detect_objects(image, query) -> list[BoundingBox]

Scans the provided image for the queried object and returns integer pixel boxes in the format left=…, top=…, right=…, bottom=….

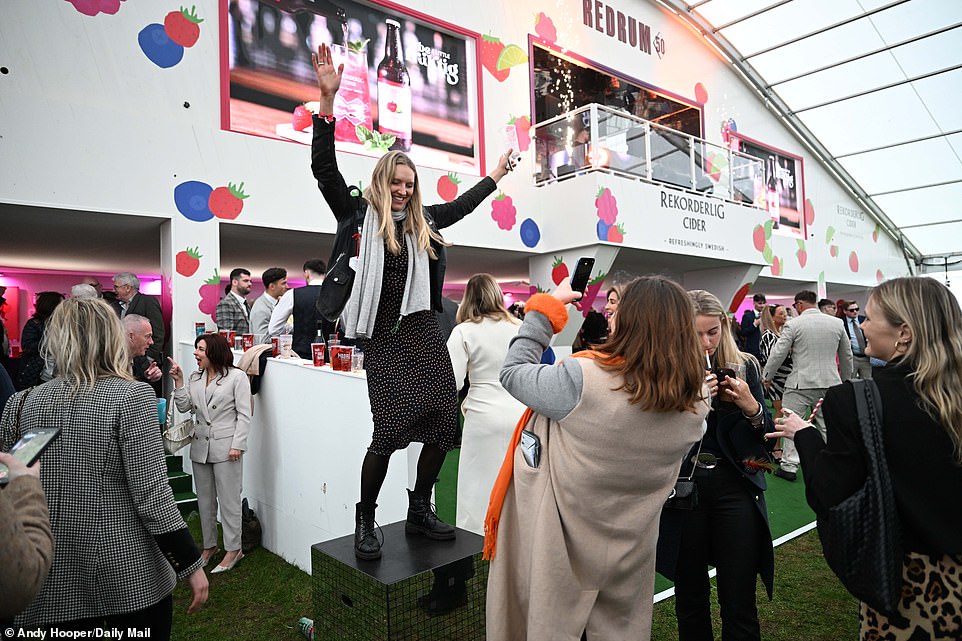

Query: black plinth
left=311, top=521, right=487, bottom=641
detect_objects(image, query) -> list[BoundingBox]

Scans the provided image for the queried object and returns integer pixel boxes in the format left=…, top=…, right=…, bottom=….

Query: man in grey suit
left=762, top=290, right=854, bottom=481
left=214, top=268, right=253, bottom=334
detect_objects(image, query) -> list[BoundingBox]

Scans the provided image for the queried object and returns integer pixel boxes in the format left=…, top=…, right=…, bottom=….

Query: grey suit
left=762, top=308, right=853, bottom=472
left=174, top=368, right=252, bottom=551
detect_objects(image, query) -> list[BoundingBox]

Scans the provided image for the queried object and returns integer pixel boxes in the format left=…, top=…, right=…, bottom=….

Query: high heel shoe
left=210, top=550, right=244, bottom=574
left=200, top=547, right=220, bottom=568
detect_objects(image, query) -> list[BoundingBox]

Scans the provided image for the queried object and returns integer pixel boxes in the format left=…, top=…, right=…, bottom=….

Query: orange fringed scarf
left=482, top=347, right=622, bottom=560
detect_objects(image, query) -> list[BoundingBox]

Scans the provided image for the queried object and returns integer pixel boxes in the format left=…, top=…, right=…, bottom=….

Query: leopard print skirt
left=860, top=552, right=962, bottom=641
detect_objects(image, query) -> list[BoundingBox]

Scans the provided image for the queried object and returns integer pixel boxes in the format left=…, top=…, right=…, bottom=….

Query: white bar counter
left=176, top=342, right=414, bottom=572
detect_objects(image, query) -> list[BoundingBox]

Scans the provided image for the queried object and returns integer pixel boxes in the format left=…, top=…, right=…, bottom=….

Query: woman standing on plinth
left=311, top=43, right=512, bottom=560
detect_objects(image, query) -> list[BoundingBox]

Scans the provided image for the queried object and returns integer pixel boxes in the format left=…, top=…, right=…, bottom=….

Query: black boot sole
left=405, top=522, right=456, bottom=540
left=354, top=546, right=382, bottom=560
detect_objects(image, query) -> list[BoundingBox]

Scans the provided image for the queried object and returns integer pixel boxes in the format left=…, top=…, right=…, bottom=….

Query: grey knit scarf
left=342, top=205, right=431, bottom=339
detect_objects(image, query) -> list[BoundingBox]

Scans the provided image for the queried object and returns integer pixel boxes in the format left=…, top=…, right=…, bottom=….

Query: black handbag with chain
left=817, top=379, right=903, bottom=615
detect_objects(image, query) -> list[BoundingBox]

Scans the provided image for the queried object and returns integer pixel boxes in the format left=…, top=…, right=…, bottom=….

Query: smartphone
left=569, top=257, right=595, bottom=295
left=501, top=124, right=523, bottom=171
left=0, top=427, right=62, bottom=485
left=520, top=429, right=540, bottom=468
left=712, top=367, right=737, bottom=381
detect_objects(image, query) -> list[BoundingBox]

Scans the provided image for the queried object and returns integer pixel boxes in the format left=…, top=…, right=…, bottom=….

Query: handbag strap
left=851, top=380, right=900, bottom=535
left=14, top=386, right=33, bottom=430
left=680, top=435, right=704, bottom=481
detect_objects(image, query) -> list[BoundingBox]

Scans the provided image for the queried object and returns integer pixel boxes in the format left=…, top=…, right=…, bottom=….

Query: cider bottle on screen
left=377, top=19, right=412, bottom=152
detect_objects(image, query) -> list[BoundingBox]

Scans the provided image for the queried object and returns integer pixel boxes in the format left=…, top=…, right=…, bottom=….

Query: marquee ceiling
left=659, top=0, right=962, bottom=266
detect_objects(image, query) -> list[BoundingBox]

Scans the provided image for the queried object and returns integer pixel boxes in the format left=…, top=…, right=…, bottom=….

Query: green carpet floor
left=434, top=446, right=816, bottom=594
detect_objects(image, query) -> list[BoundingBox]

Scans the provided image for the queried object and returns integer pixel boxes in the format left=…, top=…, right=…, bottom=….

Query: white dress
left=446, top=316, right=526, bottom=534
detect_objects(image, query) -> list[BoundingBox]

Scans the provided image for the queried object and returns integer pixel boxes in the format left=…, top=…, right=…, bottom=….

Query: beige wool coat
left=487, top=296, right=708, bottom=641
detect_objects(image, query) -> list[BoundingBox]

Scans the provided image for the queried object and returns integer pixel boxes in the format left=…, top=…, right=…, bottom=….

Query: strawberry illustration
left=436, top=173, right=461, bottom=202
left=595, top=187, right=618, bottom=225
left=175, top=246, right=202, bottom=277
left=208, top=182, right=249, bottom=220
left=164, top=5, right=203, bottom=48
left=872, top=223, right=880, bottom=242
left=770, top=256, right=782, bottom=276
left=728, top=283, right=752, bottom=314
left=509, top=115, right=532, bottom=152
left=876, top=269, right=884, bottom=284
left=606, top=223, right=625, bottom=243
left=292, top=105, right=313, bottom=132
left=490, top=192, right=517, bottom=230
left=534, top=12, right=557, bottom=43
left=829, top=244, right=839, bottom=258
left=480, top=35, right=509, bottom=82
left=804, top=198, right=816, bottom=227
left=550, top=256, right=569, bottom=285
left=849, top=251, right=859, bottom=272
left=796, top=239, right=807, bottom=268
left=694, top=82, right=709, bottom=104
left=752, top=225, right=767, bottom=252
left=581, top=273, right=608, bottom=318
left=198, top=270, right=220, bottom=317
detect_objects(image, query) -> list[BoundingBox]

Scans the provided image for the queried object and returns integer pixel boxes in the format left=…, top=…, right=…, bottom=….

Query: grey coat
left=174, top=368, right=252, bottom=464
left=762, top=307, right=854, bottom=388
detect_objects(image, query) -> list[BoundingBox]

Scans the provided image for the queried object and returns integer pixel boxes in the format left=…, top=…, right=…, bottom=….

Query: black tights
left=359, top=444, right=447, bottom=505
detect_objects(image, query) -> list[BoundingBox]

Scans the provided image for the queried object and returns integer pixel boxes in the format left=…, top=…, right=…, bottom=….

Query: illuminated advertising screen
left=222, top=0, right=482, bottom=173
left=732, top=133, right=806, bottom=238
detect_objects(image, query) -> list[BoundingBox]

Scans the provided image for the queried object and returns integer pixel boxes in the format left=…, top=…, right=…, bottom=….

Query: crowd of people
left=1, top=43, right=959, bottom=641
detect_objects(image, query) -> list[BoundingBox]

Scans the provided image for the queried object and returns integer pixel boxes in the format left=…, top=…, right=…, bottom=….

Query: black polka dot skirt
left=361, top=226, right=458, bottom=456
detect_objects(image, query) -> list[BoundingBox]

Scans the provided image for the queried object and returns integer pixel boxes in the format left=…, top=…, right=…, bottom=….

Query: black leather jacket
left=310, top=116, right=496, bottom=313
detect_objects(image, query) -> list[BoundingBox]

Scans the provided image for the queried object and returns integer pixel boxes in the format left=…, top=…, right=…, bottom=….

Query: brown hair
left=194, top=333, right=234, bottom=378
left=595, top=276, right=705, bottom=412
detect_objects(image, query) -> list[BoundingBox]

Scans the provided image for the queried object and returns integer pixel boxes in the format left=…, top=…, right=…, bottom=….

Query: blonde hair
left=42, top=298, right=133, bottom=390
left=870, top=277, right=962, bottom=463
left=363, top=151, right=447, bottom=258
left=456, top=274, right=517, bottom=324
left=595, top=276, right=705, bottom=413
left=760, top=304, right=784, bottom=335
left=689, top=289, right=760, bottom=373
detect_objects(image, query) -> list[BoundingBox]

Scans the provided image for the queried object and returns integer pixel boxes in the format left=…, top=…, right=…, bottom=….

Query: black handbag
left=817, top=379, right=903, bottom=616
left=316, top=206, right=365, bottom=322
left=665, top=439, right=702, bottom=511
left=316, top=251, right=356, bottom=322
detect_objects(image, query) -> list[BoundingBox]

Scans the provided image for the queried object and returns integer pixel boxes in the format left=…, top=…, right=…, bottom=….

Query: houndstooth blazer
left=214, top=293, right=251, bottom=334
left=0, top=377, right=202, bottom=626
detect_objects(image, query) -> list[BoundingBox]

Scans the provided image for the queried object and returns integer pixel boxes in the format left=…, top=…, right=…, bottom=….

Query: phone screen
left=569, top=257, right=595, bottom=295
left=0, top=427, right=62, bottom=484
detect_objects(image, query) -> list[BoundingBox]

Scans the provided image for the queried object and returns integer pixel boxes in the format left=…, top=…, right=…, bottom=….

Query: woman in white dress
left=446, top=274, right=524, bottom=534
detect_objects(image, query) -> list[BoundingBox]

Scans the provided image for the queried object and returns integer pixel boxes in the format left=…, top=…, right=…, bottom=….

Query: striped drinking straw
left=807, top=398, right=825, bottom=422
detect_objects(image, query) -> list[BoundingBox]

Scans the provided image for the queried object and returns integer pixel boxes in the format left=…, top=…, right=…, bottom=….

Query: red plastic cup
left=228, top=330, right=237, bottom=345
left=242, top=334, right=255, bottom=351
left=271, top=336, right=280, bottom=357
left=311, top=343, right=326, bottom=367
left=331, top=345, right=353, bottom=372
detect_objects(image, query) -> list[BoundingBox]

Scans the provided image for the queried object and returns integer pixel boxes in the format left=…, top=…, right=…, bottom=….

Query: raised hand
left=312, top=43, right=344, bottom=113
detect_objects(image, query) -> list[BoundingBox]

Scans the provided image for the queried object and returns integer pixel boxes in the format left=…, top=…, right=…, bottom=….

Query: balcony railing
left=531, top=103, right=765, bottom=208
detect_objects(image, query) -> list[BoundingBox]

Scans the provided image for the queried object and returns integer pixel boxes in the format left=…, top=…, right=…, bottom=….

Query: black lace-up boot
left=405, top=489, right=456, bottom=540
left=354, top=502, right=381, bottom=560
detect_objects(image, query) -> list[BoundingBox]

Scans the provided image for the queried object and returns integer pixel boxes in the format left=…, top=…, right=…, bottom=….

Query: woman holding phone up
left=657, top=290, right=776, bottom=641
left=311, top=43, right=513, bottom=560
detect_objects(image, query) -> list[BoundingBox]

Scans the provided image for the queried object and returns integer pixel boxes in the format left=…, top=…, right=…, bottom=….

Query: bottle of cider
left=377, top=19, right=412, bottom=151
left=766, top=155, right=780, bottom=229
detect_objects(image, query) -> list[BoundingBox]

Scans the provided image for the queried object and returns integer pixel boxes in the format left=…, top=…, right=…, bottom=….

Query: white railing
left=531, top=103, right=765, bottom=208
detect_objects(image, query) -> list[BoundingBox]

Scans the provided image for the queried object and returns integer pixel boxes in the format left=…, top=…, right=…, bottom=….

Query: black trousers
left=673, top=462, right=763, bottom=641
left=49, top=594, right=173, bottom=641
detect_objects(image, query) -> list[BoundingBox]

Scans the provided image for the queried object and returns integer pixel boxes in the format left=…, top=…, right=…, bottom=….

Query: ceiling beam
left=657, top=0, right=922, bottom=264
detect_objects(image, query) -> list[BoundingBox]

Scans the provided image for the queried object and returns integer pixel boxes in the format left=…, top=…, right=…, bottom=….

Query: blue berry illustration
left=520, top=218, right=540, bottom=248
left=139, top=23, right=184, bottom=69
left=174, top=181, right=214, bottom=222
